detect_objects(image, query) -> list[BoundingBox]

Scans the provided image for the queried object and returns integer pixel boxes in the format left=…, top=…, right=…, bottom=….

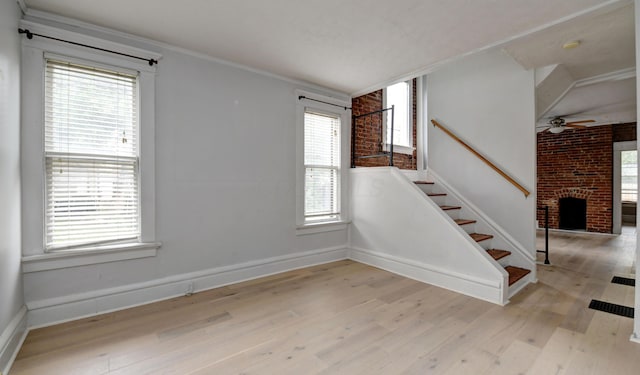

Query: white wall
left=633, top=0, right=640, bottom=345
left=0, top=0, right=26, bottom=370
left=350, top=167, right=506, bottom=304
left=20, top=17, right=350, bottom=326
left=426, top=49, right=536, bottom=254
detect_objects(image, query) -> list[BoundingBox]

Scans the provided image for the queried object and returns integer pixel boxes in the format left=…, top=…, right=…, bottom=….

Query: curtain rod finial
left=18, top=28, right=33, bottom=39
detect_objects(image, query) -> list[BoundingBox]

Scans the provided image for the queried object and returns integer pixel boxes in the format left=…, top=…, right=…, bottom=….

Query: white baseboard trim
left=27, top=246, right=348, bottom=328
left=349, top=247, right=504, bottom=305
left=0, top=305, right=28, bottom=375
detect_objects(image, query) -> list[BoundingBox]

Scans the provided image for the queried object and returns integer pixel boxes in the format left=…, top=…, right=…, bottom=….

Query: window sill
left=22, top=242, right=162, bottom=273
left=384, top=144, right=415, bottom=155
left=296, top=221, right=350, bottom=236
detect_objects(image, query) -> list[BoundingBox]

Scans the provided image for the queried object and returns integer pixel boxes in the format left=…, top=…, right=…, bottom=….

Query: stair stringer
left=425, top=169, right=538, bottom=295
left=349, top=167, right=509, bottom=305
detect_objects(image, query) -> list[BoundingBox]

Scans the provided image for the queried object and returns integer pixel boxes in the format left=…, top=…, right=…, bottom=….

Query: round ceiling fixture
left=562, top=40, right=581, bottom=50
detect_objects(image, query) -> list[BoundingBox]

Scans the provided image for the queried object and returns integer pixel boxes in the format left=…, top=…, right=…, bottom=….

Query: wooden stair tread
left=414, top=181, right=434, bottom=185
left=427, top=193, right=447, bottom=197
left=487, top=249, right=511, bottom=261
left=454, top=219, right=476, bottom=226
left=469, top=233, right=493, bottom=242
left=505, top=266, right=531, bottom=286
left=440, top=205, right=461, bottom=211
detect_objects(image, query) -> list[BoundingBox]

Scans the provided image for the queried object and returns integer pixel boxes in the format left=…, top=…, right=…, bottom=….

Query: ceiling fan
left=537, top=117, right=596, bottom=134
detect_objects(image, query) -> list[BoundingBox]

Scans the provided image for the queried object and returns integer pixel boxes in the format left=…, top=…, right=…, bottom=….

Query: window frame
left=303, top=109, right=342, bottom=223
left=383, top=80, right=415, bottom=155
left=20, top=22, right=160, bottom=259
left=295, top=90, right=351, bottom=231
left=43, top=55, right=141, bottom=250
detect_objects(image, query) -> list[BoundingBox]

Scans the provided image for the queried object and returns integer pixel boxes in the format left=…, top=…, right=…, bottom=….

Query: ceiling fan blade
left=565, top=120, right=595, bottom=125
left=564, top=124, right=588, bottom=128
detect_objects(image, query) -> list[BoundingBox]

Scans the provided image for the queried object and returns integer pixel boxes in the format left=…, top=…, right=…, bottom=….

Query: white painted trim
left=538, top=67, right=636, bottom=121
left=613, top=141, right=637, bottom=234
left=416, top=76, right=425, bottom=171
left=575, top=67, right=636, bottom=88
left=296, top=91, right=352, bottom=226
left=631, top=333, right=640, bottom=344
left=296, top=221, right=350, bottom=236
left=16, top=0, right=27, bottom=14
left=351, top=0, right=631, bottom=97
left=296, top=89, right=351, bottom=108
left=19, top=19, right=162, bottom=66
left=22, top=242, right=161, bottom=273
left=26, top=246, right=348, bottom=328
left=537, top=78, right=576, bottom=121
left=383, top=144, right=415, bottom=155
left=20, top=26, right=158, bottom=259
left=429, top=169, right=535, bottom=262
left=23, top=9, right=352, bottom=101
left=382, top=80, right=414, bottom=150
left=537, top=228, right=618, bottom=237
left=0, top=306, right=27, bottom=375
left=349, top=247, right=504, bottom=305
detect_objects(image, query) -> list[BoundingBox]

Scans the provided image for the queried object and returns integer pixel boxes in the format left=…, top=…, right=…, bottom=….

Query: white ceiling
left=503, top=4, right=635, bottom=80
left=544, top=77, right=636, bottom=125
left=504, top=3, right=637, bottom=128
left=23, top=0, right=625, bottom=95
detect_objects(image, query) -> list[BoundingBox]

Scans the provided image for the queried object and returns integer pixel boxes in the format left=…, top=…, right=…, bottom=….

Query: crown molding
left=574, top=67, right=636, bottom=88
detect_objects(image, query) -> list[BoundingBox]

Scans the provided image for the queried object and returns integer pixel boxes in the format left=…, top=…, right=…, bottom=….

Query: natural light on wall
left=621, top=150, right=637, bottom=202
left=385, top=81, right=411, bottom=147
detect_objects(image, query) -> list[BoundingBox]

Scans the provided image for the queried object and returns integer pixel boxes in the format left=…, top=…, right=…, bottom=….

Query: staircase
left=414, top=180, right=532, bottom=293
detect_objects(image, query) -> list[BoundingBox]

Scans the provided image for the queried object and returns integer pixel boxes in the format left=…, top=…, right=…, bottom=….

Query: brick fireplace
left=537, top=126, right=612, bottom=233
left=536, top=123, right=637, bottom=233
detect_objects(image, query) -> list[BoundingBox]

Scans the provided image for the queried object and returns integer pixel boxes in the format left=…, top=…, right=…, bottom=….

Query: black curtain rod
left=18, top=28, right=158, bottom=66
left=298, top=95, right=351, bottom=111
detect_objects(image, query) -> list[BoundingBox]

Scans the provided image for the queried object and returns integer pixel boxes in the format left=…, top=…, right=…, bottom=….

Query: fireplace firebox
left=559, top=197, right=587, bottom=230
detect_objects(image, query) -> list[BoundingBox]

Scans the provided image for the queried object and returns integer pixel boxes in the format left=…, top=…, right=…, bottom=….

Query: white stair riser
left=497, top=256, right=510, bottom=267
left=475, top=239, right=492, bottom=250
left=415, top=184, right=434, bottom=194
left=443, top=209, right=460, bottom=220
left=458, top=223, right=476, bottom=234
left=428, top=195, right=447, bottom=206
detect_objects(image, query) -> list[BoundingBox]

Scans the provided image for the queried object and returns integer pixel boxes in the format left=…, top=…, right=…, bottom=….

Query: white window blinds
left=304, top=111, right=341, bottom=222
left=44, top=59, right=140, bottom=249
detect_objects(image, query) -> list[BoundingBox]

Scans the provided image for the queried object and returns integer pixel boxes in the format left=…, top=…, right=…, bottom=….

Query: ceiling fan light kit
left=538, top=117, right=595, bottom=134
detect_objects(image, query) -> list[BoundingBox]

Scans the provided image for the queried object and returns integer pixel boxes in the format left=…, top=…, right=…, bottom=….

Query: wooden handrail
left=431, top=119, right=530, bottom=198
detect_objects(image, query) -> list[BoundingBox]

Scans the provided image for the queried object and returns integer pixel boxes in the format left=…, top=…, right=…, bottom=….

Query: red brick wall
left=351, top=79, right=417, bottom=169
left=537, top=126, right=613, bottom=233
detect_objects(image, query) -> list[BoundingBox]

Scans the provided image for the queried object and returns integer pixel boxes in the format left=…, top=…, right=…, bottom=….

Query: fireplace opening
left=559, top=197, right=587, bottom=230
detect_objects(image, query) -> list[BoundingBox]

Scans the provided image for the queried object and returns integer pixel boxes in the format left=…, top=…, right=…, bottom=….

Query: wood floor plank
left=10, top=227, right=640, bottom=374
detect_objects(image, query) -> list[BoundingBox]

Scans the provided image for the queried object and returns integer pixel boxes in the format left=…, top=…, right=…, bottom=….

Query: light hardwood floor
left=11, top=227, right=640, bottom=374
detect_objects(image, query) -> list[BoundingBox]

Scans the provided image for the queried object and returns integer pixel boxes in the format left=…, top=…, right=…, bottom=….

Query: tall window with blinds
left=44, top=59, right=140, bottom=250
left=304, top=111, right=341, bottom=222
